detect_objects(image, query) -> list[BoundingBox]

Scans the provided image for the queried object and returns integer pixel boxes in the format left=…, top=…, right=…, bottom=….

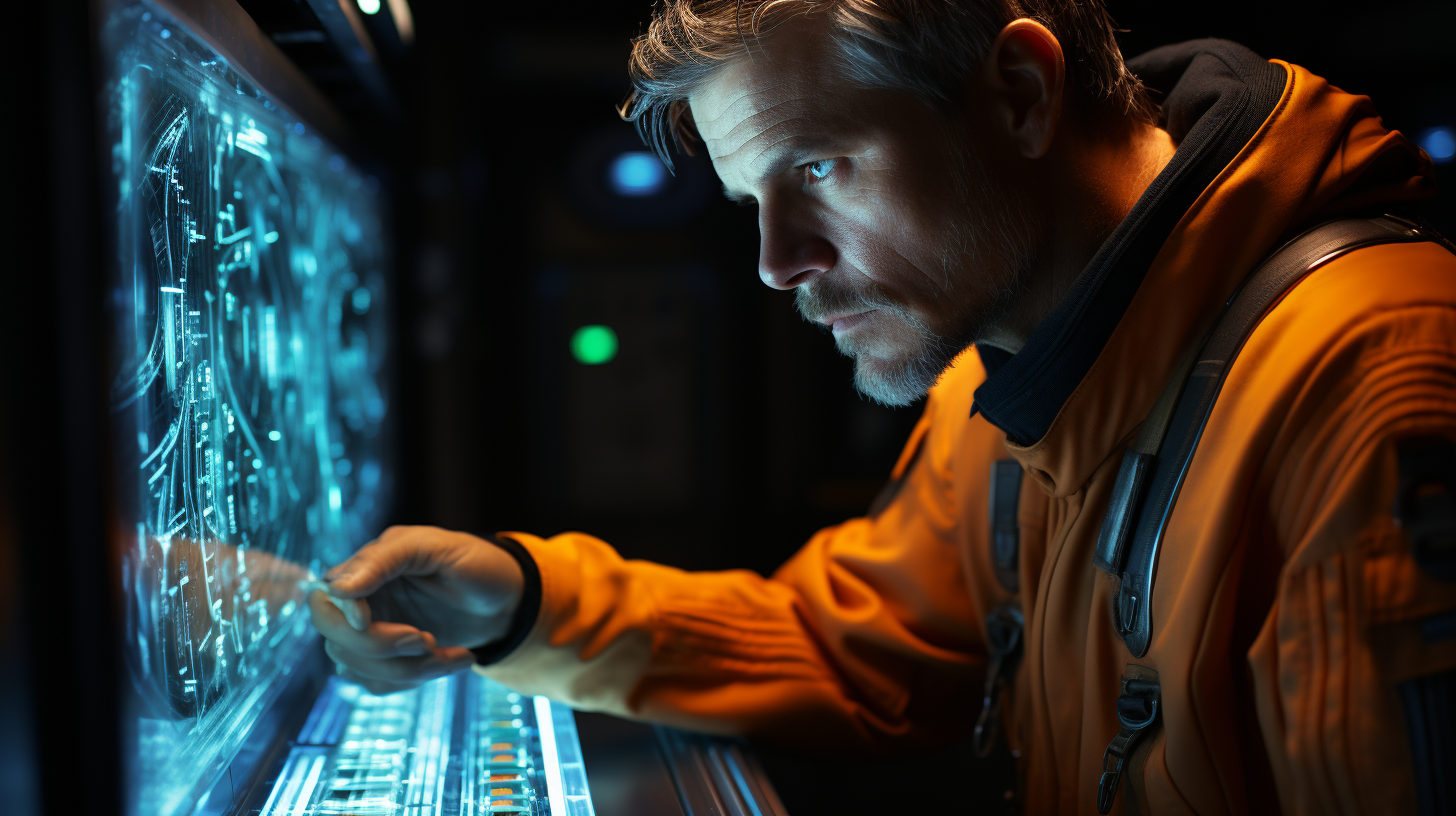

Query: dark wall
left=1114, top=0, right=1455, bottom=236
left=386, top=1, right=1455, bottom=581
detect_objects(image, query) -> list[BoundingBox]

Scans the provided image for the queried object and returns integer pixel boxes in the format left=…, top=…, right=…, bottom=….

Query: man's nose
left=758, top=207, right=835, bottom=291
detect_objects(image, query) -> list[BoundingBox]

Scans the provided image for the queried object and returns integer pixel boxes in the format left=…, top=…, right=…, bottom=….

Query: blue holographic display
left=105, top=4, right=391, bottom=814
left=608, top=151, right=668, bottom=197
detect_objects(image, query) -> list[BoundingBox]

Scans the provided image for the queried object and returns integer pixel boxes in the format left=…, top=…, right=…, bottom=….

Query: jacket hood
left=970, top=39, right=1436, bottom=496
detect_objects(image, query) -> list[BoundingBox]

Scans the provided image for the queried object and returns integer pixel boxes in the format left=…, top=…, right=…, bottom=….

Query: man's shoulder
left=1268, top=237, right=1456, bottom=353
left=1205, top=237, right=1456, bottom=499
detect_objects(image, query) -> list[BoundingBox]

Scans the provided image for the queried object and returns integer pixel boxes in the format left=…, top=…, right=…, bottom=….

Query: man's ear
left=982, top=19, right=1065, bottom=159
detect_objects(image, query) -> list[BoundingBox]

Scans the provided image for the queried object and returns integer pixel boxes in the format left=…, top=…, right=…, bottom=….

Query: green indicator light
left=570, top=325, right=618, bottom=365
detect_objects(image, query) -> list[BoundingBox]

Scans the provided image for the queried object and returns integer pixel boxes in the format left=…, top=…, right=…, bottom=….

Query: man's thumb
left=324, top=527, right=441, bottom=598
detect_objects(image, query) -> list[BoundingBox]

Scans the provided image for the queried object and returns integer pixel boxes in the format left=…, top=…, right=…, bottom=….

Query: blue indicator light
left=1418, top=126, right=1454, bottom=164
left=609, top=151, right=668, bottom=197
left=357, top=0, right=382, bottom=14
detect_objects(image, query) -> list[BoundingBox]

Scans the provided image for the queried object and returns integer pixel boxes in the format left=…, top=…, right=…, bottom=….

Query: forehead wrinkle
left=723, top=94, right=804, bottom=144
left=745, top=122, right=818, bottom=175
left=698, top=85, right=805, bottom=154
left=703, top=104, right=814, bottom=184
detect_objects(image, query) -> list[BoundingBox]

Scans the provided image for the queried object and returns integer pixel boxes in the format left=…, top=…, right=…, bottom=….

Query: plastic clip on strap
left=972, top=602, right=1025, bottom=758
left=1092, top=346, right=1200, bottom=577
left=1096, top=678, right=1161, bottom=815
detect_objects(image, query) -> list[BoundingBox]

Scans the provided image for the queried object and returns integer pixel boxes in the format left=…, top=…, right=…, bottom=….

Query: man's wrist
left=471, top=535, right=542, bottom=666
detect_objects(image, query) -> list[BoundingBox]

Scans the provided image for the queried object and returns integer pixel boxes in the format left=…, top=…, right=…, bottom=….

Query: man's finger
left=309, top=590, right=432, bottom=657
left=325, top=639, right=475, bottom=684
left=323, top=527, right=451, bottom=598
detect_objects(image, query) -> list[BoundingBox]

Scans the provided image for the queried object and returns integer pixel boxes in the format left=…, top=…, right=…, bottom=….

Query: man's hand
left=308, top=525, right=525, bottom=694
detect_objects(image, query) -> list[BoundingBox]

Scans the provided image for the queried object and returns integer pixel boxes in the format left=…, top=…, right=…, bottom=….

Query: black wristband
left=470, top=535, right=543, bottom=666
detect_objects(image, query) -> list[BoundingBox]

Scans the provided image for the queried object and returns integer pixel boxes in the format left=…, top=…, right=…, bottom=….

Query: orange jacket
left=478, top=46, right=1456, bottom=814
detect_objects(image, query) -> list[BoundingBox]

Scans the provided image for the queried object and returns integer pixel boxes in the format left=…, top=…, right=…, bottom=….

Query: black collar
left=970, top=40, right=1287, bottom=446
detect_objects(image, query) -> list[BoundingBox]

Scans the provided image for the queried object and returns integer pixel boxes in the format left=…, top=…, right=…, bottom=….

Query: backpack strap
left=1093, top=214, right=1446, bottom=657
left=989, top=458, right=1023, bottom=593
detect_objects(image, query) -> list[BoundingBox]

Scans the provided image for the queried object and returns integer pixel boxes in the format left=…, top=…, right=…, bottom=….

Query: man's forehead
left=691, top=65, right=810, bottom=143
left=688, top=19, right=845, bottom=159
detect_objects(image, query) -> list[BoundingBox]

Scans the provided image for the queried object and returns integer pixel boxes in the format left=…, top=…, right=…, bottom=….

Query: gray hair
left=621, top=0, right=1158, bottom=169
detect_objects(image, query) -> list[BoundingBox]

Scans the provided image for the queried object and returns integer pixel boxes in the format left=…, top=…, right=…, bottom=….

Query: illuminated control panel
left=104, top=3, right=390, bottom=814
left=262, top=674, right=594, bottom=816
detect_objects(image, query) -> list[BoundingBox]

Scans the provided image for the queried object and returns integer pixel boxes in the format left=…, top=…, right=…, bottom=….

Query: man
left=310, top=1, right=1456, bottom=813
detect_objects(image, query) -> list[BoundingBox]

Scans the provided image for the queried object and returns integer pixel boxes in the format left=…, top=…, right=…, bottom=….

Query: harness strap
left=1093, top=214, right=1442, bottom=656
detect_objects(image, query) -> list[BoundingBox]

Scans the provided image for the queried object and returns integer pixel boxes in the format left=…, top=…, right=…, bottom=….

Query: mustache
left=795, top=278, right=898, bottom=325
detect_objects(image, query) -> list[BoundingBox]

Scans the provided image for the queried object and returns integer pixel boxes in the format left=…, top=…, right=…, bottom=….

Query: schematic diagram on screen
left=106, top=6, right=393, bottom=813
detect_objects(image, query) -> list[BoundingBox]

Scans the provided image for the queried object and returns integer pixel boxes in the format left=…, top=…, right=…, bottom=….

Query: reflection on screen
left=105, top=4, right=391, bottom=814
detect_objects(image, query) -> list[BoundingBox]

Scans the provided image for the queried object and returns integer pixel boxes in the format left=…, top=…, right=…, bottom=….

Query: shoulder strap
left=1094, top=214, right=1447, bottom=657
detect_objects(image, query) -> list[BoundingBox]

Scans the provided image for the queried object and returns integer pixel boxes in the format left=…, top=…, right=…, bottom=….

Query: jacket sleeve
left=475, top=389, right=988, bottom=754
left=1246, top=303, right=1456, bottom=816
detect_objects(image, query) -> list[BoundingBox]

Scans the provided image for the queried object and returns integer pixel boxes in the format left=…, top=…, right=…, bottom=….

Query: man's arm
left=1245, top=301, right=1456, bottom=815
left=314, top=388, right=991, bottom=755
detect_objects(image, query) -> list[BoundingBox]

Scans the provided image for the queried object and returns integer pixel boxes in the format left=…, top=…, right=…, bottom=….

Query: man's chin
left=851, top=353, right=942, bottom=407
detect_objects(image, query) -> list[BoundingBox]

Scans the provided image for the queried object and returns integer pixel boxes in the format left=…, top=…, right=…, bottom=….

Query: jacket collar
left=972, top=40, right=1286, bottom=447
left=969, top=39, right=1434, bottom=496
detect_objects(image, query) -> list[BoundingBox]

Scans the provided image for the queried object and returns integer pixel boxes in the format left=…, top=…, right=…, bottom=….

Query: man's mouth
left=824, top=310, right=876, bottom=333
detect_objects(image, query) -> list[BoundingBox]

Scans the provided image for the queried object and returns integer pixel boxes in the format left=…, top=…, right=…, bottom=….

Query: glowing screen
left=105, top=4, right=392, bottom=814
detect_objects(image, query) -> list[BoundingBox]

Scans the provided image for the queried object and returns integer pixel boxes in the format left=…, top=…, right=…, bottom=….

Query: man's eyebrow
left=717, top=133, right=844, bottom=205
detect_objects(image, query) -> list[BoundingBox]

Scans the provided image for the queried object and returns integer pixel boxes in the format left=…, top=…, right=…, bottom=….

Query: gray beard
left=795, top=284, right=971, bottom=407
left=796, top=143, right=1036, bottom=407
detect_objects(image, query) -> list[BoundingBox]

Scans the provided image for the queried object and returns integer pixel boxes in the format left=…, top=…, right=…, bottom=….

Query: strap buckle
left=1095, top=675, right=1160, bottom=814
left=971, top=602, right=1024, bottom=758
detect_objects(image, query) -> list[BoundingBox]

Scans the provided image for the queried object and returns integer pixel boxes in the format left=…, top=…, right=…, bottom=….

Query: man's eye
left=806, top=159, right=837, bottom=181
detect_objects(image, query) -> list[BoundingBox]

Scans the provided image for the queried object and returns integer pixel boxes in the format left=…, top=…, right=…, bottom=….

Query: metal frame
left=655, top=728, right=791, bottom=816
left=144, top=0, right=352, bottom=150
left=299, top=0, right=400, bottom=118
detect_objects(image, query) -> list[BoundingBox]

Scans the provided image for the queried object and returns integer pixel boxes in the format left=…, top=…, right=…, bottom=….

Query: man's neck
left=979, top=122, right=1177, bottom=355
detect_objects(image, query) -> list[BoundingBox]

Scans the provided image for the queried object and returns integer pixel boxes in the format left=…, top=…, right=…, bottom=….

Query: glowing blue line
left=139, top=420, right=179, bottom=470
left=722, top=747, right=765, bottom=816
left=533, top=696, right=568, bottom=816
left=236, top=136, right=273, bottom=163
left=291, top=752, right=326, bottom=816
left=218, top=226, right=253, bottom=245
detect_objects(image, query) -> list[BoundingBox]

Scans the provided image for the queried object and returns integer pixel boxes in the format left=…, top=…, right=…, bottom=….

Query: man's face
left=689, top=19, right=1038, bottom=405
